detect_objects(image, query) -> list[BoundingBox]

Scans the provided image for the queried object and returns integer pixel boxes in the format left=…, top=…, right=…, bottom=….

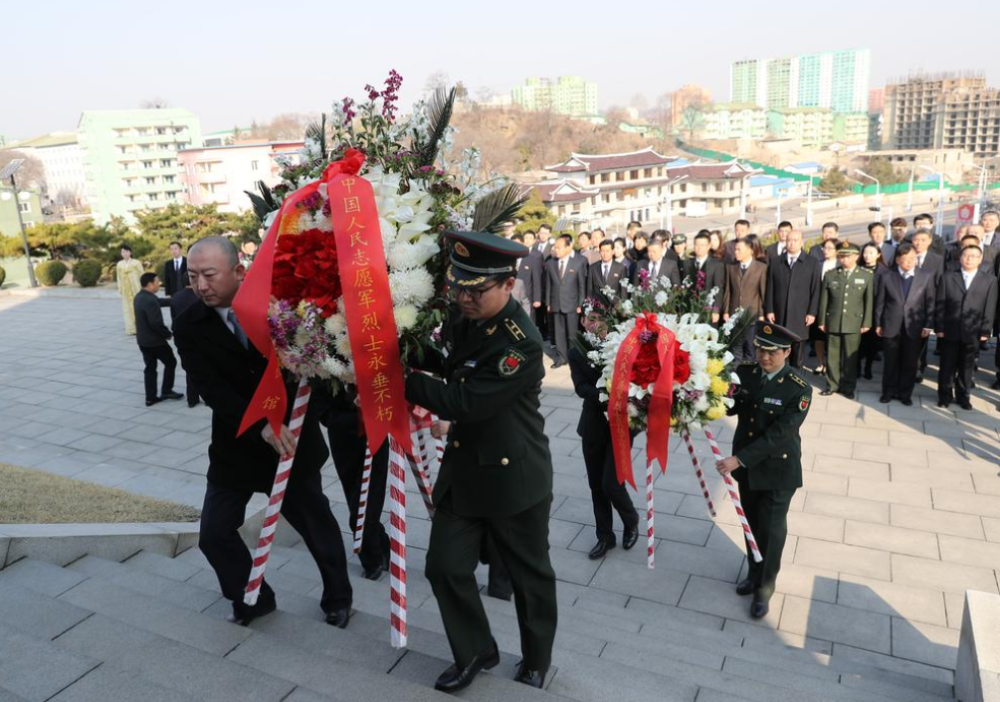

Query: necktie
left=228, top=309, right=249, bottom=349
left=788, top=257, right=796, bottom=267
left=603, top=264, right=609, bottom=279
left=559, top=259, right=567, bottom=279
left=652, top=263, right=660, bottom=279
left=175, top=259, right=180, bottom=271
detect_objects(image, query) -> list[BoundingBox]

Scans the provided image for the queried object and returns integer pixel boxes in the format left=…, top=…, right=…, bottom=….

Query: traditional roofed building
left=532, top=147, right=757, bottom=228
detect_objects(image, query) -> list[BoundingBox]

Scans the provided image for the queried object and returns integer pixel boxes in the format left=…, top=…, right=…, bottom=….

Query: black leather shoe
left=145, top=398, right=161, bottom=407
left=588, top=540, right=614, bottom=560
left=937, top=400, right=950, bottom=408
left=820, top=389, right=834, bottom=396
left=228, top=595, right=276, bottom=626
left=324, top=608, right=351, bottom=629
left=434, top=641, right=500, bottom=693
left=162, top=391, right=184, bottom=400
left=842, top=391, right=855, bottom=400
left=914, top=374, right=923, bottom=384
left=622, top=523, right=639, bottom=550
left=879, top=394, right=892, bottom=404
left=750, top=596, right=769, bottom=619
left=991, top=380, right=1000, bottom=390
left=900, top=398, right=913, bottom=406
left=187, top=398, right=200, bottom=408
left=735, top=578, right=754, bottom=596
left=362, top=563, right=384, bottom=581
left=959, top=401, right=973, bottom=411
left=863, top=368, right=873, bottom=380
left=514, top=662, right=548, bottom=689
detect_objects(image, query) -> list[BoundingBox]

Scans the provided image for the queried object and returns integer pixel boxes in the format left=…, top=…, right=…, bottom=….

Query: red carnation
left=673, top=344, right=692, bottom=385
left=271, top=229, right=343, bottom=317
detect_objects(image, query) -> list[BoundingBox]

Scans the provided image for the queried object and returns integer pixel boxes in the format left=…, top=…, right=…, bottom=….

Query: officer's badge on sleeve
left=799, top=397, right=810, bottom=412
left=499, top=348, right=527, bottom=377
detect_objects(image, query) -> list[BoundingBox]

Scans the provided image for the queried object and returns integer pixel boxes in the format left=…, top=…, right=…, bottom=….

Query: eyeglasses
left=450, top=279, right=504, bottom=302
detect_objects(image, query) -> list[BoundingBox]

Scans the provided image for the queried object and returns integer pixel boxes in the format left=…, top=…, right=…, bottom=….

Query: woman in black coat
left=858, top=243, right=887, bottom=379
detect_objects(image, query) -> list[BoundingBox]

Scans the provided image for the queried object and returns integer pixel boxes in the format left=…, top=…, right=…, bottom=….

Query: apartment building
left=731, top=49, right=870, bottom=114
left=5, top=132, right=89, bottom=209
left=178, top=141, right=305, bottom=213
left=77, top=109, right=202, bottom=224
left=511, top=76, right=599, bottom=118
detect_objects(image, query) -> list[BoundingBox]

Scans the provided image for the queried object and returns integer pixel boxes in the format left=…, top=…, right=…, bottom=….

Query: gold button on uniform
left=748, top=431, right=754, bottom=437
left=501, top=458, right=509, bottom=466
left=782, top=453, right=788, bottom=459
left=453, top=441, right=460, bottom=448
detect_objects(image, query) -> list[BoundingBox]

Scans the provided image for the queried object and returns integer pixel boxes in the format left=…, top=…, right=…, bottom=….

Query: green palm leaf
left=471, top=184, right=528, bottom=234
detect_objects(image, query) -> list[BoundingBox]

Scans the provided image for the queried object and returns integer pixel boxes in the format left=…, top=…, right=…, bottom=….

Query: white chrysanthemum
left=389, top=268, right=434, bottom=306
left=621, top=300, right=634, bottom=316
left=598, top=392, right=609, bottom=403
left=393, top=304, right=418, bottom=330
left=324, top=313, right=346, bottom=337
left=335, top=333, right=353, bottom=359
left=322, top=356, right=347, bottom=379
left=654, top=291, right=668, bottom=307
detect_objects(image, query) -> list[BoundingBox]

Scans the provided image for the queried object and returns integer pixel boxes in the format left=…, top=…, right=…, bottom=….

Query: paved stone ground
left=2, top=292, right=1000, bottom=689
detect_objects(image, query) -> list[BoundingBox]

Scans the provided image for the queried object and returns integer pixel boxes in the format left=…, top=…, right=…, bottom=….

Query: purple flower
left=695, top=270, right=706, bottom=292
left=341, top=97, right=356, bottom=125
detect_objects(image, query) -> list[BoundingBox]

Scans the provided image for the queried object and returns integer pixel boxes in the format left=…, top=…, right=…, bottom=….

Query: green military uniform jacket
left=818, top=266, right=874, bottom=334
left=728, top=363, right=812, bottom=491
left=405, top=297, right=553, bottom=518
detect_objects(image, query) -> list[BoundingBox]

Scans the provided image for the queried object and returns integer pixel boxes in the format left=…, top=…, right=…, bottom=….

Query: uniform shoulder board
left=788, top=373, right=807, bottom=388
left=503, top=318, right=526, bottom=342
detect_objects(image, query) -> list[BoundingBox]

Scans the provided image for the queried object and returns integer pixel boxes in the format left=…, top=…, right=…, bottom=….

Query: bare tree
left=424, top=70, right=450, bottom=94
left=140, top=97, right=170, bottom=109
left=0, top=150, right=45, bottom=191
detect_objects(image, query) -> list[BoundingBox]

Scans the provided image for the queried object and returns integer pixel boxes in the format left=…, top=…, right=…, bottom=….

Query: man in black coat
left=907, top=214, right=946, bottom=256
left=512, top=233, right=542, bottom=315
left=764, top=229, right=820, bottom=368
left=569, top=345, right=638, bottom=560
left=874, top=243, right=936, bottom=405
left=546, top=234, right=588, bottom=368
left=631, top=235, right=681, bottom=288
left=810, top=222, right=841, bottom=261
left=587, top=239, right=627, bottom=307
left=169, top=284, right=202, bottom=407
left=912, top=229, right=944, bottom=382
left=162, top=241, right=188, bottom=297
left=934, top=245, right=999, bottom=410
left=945, top=228, right=997, bottom=273
left=134, top=272, right=184, bottom=407
left=173, top=237, right=352, bottom=628
left=765, top=221, right=792, bottom=261
left=684, top=232, right=726, bottom=324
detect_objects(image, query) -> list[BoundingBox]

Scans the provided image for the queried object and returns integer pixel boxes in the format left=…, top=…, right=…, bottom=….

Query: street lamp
left=918, top=165, right=945, bottom=238
left=855, top=169, right=882, bottom=223
left=0, top=159, right=38, bottom=288
left=659, top=174, right=688, bottom=232
left=805, top=175, right=815, bottom=227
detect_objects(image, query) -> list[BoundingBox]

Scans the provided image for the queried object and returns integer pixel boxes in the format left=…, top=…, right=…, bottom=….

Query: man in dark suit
left=981, top=210, right=1000, bottom=253
left=162, top=241, right=188, bottom=297
left=723, top=238, right=768, bottom=362
left=912, top=229, right=944, bottom=382
left=945, top=228, right=997, bottom=273
left=546, top=234, right=587, bottom=368
left=631, top=235, right=681, bottom=288
left=169, top=283, right=201, bottom=407
left=765, top=221, right=792, bottom=261
left=867, top=222, right=894, bottom=265
left=535, top=224, right=554, bottom=259
left=511, top=233, right=542, bottom=314
left=684, top=232, right=726, bottom=324
left=810, top=222, right=841, bottom=261
left=908, top=214, right=946, bottom=256
left=173, top=237, right=352, bottom=628
left=935, top=245, right=998, bottom=410
left=134, top=272, right=183, bottom=407
left=587, top=240, right=627, bottom=307
left=874, top=243, right=935, bottom=405
left=764, top=229, right=821, bottom=368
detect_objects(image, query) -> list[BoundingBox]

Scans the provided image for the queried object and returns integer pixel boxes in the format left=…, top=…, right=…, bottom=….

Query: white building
left=178, top=141, right=304, bottom=213
left=4, top=132, right=88, bottom=209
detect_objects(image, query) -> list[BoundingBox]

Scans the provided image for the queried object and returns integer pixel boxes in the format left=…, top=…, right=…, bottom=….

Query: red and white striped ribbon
left=406, top=430, right=435, bottom=517
left=680, top=428, right=717, bottom=517
left=387, top=435, right=408, bottom=648
left=646, top=457, right=655, bottom=569
left=703, top=428, right=762, bottom=563
left=352, top=446, right=373, bottom=554
left=244, top=377, right=311, bottom=605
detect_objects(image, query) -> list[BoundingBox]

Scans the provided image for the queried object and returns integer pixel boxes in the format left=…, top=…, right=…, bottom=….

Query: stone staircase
left=0, top=537, right=960, bottom=702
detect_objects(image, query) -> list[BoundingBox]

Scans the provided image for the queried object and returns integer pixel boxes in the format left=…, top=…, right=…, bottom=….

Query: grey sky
left=5, top=0, right=998, bottom=140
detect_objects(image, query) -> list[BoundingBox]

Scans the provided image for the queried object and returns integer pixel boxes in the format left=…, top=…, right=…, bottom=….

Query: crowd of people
left=109, top=208, right=999, bottom=695
left=506, top=212, right=1000, bottom=410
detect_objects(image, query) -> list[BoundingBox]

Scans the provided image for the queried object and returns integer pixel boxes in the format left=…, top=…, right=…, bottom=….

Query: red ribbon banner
left=328, top=172, right=412, bottom=458
left=608, top=313, right=677, bottom=488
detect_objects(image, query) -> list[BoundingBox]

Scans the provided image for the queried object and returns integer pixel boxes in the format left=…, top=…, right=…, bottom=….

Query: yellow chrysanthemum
left=710, top=376, right=729, bottom=397
left=706, top=402, right=727, bottom=421
left=707, top=359, right=725, bottom=376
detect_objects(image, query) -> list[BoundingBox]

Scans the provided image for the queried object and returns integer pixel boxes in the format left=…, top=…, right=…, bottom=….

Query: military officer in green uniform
left=405, top=230, right=557, bottom=693
left=716, top=323, right=812, bottom=619
left=818, top=242, right=874, bottom=399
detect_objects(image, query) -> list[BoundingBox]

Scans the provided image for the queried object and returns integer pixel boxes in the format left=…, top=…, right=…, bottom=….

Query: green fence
left=674, top=141, right=813, bottom=182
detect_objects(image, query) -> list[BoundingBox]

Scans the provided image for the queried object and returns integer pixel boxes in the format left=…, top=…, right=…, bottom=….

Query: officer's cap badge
left=454, top=242, right=471, bottom=257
